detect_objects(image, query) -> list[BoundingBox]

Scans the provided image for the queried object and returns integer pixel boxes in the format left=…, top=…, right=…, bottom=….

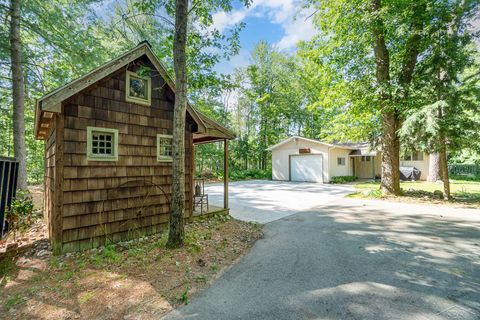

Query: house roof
left=34, top=41, right=235, bottom=143
left=266, top=136, right=378, bottom=155
left=266, top=136, right=366, bottom=151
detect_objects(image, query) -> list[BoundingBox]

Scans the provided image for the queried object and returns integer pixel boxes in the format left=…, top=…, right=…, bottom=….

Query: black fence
left=448, top=164, right=480, bottom=176
left=1, top=157, right=19, bottom=238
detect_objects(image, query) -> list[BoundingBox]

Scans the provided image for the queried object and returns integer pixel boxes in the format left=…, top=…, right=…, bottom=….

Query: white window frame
left=157, top=134, right=173, bottom=162
left=361, top=156, right=371, bottom=162
left=87, top=127, right=119, bottom=161
left=125, top=70, right=151, bottom=106
left=337, top=157, right=346, bottom=166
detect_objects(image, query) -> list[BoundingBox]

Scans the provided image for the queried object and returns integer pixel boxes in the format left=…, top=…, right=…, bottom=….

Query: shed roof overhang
left=193, top=111, right=235, bottom=144
left=34, top=41, right=235, bottom=143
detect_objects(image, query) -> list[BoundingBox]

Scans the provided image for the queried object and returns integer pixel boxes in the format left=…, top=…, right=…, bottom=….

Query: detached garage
left=267, top=136, right=378, bottom=183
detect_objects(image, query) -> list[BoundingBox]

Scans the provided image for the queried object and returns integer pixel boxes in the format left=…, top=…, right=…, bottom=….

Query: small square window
left=337, top=157, right=346, bottom=166
left=87, top=127, right=118, bottom=161
left=126, top=71, right=151, bottom=106
left=157, top=134, right=173, bottom=162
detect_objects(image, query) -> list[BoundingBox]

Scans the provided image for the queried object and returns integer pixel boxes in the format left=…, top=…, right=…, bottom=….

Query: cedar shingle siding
left=47, top=58, right=194, bottom=253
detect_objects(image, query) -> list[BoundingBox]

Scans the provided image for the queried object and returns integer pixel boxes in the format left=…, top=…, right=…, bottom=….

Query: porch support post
left=223, top=139, right=229, bottom=209
left=372, top=156, right=375, bottom=179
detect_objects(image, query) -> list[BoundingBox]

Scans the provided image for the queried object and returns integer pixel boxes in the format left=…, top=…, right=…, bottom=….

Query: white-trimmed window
left=87, top=127, right=118, bottom=161
left=337, top=157, right=346, bottom=166
left=401, top=151, right=424, bottom=161
left=125, top=71, right=151, bottom=106
left=361, top=156, right=371, bottom=162
left=157, top=134, right=173, bottom=162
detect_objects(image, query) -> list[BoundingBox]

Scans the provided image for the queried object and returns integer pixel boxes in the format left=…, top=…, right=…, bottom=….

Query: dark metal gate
left=1, top=157, right=19, bottom=238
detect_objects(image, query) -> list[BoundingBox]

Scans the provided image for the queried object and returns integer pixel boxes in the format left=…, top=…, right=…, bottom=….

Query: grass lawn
left=0, top=215, right=262, bottom=320
left=349, top=179, right=480, bottom=207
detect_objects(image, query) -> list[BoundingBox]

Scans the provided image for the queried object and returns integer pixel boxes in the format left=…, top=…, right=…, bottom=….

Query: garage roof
left=266, top=136, right=369, bottom=151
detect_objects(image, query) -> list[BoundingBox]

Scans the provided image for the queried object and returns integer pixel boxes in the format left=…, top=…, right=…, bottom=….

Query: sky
left=211, top=0, right=316, bottom=74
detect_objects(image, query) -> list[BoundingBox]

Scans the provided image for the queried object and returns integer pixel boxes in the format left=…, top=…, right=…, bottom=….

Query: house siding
left=271, top=139, right=330, bottom=183
left=44, top=121, right=57, bottom=247
left=48, top=58, right=194, bottom=253
left=328, top=148, right=352, bottom=178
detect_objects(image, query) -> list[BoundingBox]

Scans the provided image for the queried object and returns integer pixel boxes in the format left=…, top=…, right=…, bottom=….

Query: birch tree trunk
left=167, top=0, right=188, bottom=248
left=9, top=0, right=27, bottom=189
left=427, top=153, right=441, bottom=182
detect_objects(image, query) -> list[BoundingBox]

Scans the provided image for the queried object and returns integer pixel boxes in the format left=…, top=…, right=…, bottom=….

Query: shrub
left=5, top=189, right=36, bottom=239
left=450, top=174, right=480, bottom=182
left=229, top=169, right=271, bottom=181
left=330, top=176, right=358, bottom=184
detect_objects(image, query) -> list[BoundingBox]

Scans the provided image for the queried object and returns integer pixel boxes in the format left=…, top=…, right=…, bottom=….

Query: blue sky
left=96, top=0, right=317, bottom=75
left=211, top=0, right=316, bottom=74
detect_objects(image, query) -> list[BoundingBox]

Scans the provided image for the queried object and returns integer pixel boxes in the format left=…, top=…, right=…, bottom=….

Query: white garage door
left=290, top=155, right=324, bottom=183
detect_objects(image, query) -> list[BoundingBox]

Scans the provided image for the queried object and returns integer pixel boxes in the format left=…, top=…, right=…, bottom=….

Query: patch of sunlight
left=364, top=244, right=393, bottom=253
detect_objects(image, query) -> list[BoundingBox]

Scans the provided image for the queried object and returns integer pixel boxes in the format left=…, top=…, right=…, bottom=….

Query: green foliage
left=1, top=0, right=251, bottom=184
left=330, top=176, right=357, bottom=184
left=4, top=293, right=24, bottom=311
left=229, top=169, right=271, bottom=181
left=450, top=175, right=480, bottom=182
left=0, top=254, right=17, bottom=282
left=5, top=190, right=36, bottom=238
left=180, top=287, right=189, bottom=304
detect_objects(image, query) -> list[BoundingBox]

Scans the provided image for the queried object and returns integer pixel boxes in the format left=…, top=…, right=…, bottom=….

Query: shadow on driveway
left=165, top=199, right=480, bottom=319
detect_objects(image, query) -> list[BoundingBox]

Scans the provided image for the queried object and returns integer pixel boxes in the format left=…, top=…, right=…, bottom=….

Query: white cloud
left=211, top=0, right=316, bottom=50
left=210, top=8, right=250, bottom=33
left=275, top=10, right=316, bottom=50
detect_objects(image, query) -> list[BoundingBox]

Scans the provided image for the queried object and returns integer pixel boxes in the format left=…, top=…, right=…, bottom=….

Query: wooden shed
left=34, top=41, right=235, bottom=254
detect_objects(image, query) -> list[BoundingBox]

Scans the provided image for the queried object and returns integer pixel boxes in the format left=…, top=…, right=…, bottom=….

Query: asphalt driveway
left=166, top=195, right=480, bottom=319
left=205, top=180, right=354, bottom=223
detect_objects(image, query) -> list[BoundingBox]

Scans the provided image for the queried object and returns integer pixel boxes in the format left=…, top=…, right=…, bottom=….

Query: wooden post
left=224, top=139, right=229, bottom=209
left=190, top=143, right=195, bottom=220
left=372, top=156, right=375, bottom=179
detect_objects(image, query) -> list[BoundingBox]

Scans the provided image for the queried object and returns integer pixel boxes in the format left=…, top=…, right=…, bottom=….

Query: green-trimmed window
left=87, top=127, right=118, bottom=161
left=125, top=71, right=151, bottom=106
left=157, top=134, right=173, bottom=162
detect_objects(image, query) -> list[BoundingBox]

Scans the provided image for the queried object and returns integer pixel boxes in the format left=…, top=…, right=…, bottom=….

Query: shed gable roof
left=34, top=41, right=235, bottom=142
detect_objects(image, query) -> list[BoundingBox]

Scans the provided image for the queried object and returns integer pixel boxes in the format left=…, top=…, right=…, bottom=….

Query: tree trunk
left=371, top=0, right=401, bottom=195
left=439, top=139, right=450, bottom=200
left=9, top=0, right=27, bottom=190
left=427, top=153, right=441, bottom=182
left=438, top=105, right=451, bottom=200
left=380, top=111, right=401, bottom=195
left=167, top=0, right=188, bottom=248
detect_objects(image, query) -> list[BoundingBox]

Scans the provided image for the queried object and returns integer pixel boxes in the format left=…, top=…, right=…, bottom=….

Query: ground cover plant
left=0, top=215, right=262, bottom=320
left=330, top=176, right=357, bottom=184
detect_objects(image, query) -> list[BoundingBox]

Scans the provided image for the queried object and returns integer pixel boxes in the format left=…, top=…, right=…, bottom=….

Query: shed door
left=290, top=154, right=323, bottom=183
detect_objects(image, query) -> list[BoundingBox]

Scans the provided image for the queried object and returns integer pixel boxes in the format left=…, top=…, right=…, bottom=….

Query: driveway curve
left=165, top=196, right=480, bottom=320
